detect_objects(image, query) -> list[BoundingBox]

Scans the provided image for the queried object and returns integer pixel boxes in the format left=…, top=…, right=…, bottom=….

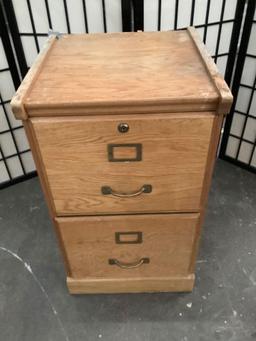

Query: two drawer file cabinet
left=11, top=28, right=232, bottom=294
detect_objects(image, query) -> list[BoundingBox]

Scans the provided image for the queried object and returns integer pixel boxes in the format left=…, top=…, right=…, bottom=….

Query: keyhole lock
left=118, top=123, right=129, bottom=133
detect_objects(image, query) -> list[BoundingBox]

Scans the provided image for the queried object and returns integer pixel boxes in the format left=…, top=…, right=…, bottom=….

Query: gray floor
left=0, top=159, right=255, bottom=341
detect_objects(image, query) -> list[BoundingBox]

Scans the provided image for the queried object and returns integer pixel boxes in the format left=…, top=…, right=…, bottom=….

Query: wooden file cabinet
left=11, top=28, right=232, bottom=294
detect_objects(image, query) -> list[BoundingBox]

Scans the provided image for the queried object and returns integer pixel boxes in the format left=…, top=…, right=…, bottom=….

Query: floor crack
left=0, top=246, right=70, bottom=341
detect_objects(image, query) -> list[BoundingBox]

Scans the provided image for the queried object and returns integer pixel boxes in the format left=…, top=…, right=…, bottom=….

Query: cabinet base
left=67, top=274, right=195, bottom=294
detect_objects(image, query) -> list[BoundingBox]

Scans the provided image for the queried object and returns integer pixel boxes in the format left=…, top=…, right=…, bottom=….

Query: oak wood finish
left=67, top=275, right=195, bottom=294
left=189, top=114, right=224, bottom=273
left=22, top=120, right=71, bottom=274
left=187, top=27, right=233, bottom=114
left=11, top=29, right=233, bottom=294
left=31, top=113, right=214, bottom=215
left=26, top=102, right=219, bottom=117
left=56, top=213, right=199, bottom=279
left=11, top=30, right=232, bottom=118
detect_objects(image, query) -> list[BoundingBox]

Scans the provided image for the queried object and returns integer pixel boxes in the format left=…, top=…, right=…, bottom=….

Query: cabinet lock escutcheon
left=118, top=123, right=129, bottom=133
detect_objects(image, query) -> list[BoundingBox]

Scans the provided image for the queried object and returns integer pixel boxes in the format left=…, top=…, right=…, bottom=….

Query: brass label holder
left=107, top=143, right=142, bottom=162
left=115, top=231, right=143, bottom=244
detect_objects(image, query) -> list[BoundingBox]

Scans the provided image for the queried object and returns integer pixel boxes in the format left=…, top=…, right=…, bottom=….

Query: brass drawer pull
left=109, top=257, right=150, bottom=269
left=101, top=184, right=152, bottom=198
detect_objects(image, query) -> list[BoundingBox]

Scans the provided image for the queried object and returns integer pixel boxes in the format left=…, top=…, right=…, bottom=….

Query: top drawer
left=31, top=113, right=214, bottom=215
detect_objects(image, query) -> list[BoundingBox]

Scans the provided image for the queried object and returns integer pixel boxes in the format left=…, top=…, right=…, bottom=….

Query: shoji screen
left=225, top=12, right=256, bottom=168
left=12, top=0, right=123, bottom=67
left=144, top=0, right=237, bottom=76
left=0, top=37, right=35, bottom=186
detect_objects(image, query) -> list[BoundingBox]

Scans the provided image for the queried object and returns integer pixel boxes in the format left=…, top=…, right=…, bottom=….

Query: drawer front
left=56, top=213, right=199, bottom=279
left=32, top=113, right=213, bottom=215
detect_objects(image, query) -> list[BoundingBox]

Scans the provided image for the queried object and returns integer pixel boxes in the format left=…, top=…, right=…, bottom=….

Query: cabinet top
left=11, top=28, right=232, bottom=120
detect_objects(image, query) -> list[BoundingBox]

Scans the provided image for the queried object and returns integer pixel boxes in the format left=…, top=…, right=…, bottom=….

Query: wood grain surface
left=22, top=30, right=221, bottom=116
left=56, top=213, right=199, bottom=279
left=187, top=27, right=233, bottom=114
left=67, top=275, right=195, bottom=294
left=31, top=113, right=214, bottom=215
left=189, top=114, right=224, bottom=273
left=9, top=29, right=233, bottom=294
left=23, top=120, right=71, bottom=275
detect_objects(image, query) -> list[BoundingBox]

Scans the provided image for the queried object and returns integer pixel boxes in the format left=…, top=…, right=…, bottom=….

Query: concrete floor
left=0, top=159, right=255, bottom=341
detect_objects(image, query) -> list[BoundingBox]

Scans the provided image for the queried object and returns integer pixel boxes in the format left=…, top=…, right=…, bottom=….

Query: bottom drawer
left=55, top=213, right=199, bottom=293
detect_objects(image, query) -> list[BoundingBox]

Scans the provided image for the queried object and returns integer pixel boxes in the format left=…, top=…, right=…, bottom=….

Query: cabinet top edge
left=11, top=29, right=232, bottom=120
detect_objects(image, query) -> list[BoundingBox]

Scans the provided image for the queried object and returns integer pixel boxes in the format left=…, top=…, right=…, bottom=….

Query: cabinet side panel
left=23, top=120, right=71, bottom=275
left=189, top=114, right=224, bottom=273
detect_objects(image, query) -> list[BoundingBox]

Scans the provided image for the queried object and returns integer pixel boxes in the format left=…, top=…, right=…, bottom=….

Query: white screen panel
left=244, top=118, right=256, bottom=142
left=230, top=113, right=245, bottom=137
left=0, top=107, right=9, bottom=132
left=160, top=0, right=176, bottom=31
left=0, top=39, right=8, bottom=69
left=193, top=0, right=208, bottom=26
left=0, top=161, right=10, bottom=183
left=0, top=133, right=17, bottom=157
left=67, top=0, right=86, bottom=33
left=7, top=156, right=24, bottom=178
left=21, top=152, right=35, bottom=173
left=21, top=36, right=38, bottom=67
left=223, top=0, right=236, bottom=21
left=247, top=22, right=256, bottom=56
left=30, top=0, right=49, bottom=32
left=48, top=0, right=68, bottom=33
left=218, top=23, right=233, bottom=54
left=205, top=25, right=218, bottom=56
left=86, top=0, right=105, bottom=33
left=177, top=0, right=193, bottom=28
left=38, top=36, right=48, bottom=50
left=208, top=0, right=222, bottom=23
left=226, top=136, right=239, bottom=158
left=14, top=129, right=30, bottom=152
left=12, top=0, right=32, bottom=33
left=217, top=55, right=228, bottom=76
left=0, top=72, right=16, bottom=101
left=236, top=87, right=251, bottom=113
left=241, top=57, right=256, bottom=87
left=105, top=0, right=122, bottom=32
left=144, top=0, right=158, bottom=31
left=249, top=93, right=256, bottom=117
left=238, top=142, right=253, bottom=164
